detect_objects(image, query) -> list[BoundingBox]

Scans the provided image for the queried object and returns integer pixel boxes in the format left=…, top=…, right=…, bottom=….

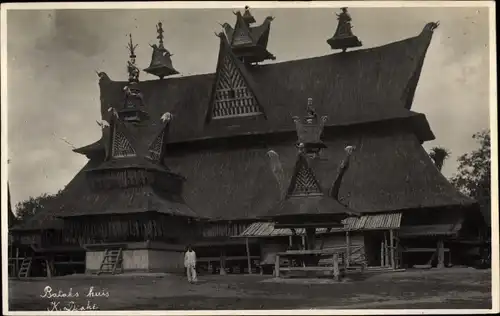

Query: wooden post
left=389, top=229, right=395, bottom=269
left=220, top=249, right=227, bottom=275
left=301, top=235, right=306, bottom=250
left=274, top=254, right=280, bottom=278
left=45, top=258, right=52, bottom=278
left=15, top=248, right=19, bottom=276
left=245, top=238, right=252, bottom=274
left=288, top=236, right=293, bottom=247
left=306, top=228, right=316, bottom=250
left=345, top=231, right=351, bottom=268
left=437, top=239, right=445, bottom=269
left=332, top=253, right=340, bottom=281
left=380, top=241, right=384, bottom=267
left=384, top=232, right=389, bottom=267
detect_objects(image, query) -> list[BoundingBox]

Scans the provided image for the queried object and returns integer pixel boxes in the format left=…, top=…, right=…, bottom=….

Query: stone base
left=84, top=241, right=185, bottom=274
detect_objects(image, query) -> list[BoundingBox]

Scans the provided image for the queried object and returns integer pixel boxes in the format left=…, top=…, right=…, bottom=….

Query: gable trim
left=287, top=154, right=323, bottom=197
left=205, top=35, right=266, bottom=123
left=111, top=122, right=137, bottom=158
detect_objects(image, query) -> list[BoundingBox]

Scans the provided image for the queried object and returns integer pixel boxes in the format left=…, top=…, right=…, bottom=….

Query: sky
left=4, top=5, right=491, bottom=210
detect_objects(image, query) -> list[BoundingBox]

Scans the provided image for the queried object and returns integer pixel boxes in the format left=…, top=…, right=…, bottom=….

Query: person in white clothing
left=184, top=245, right=197, bottom=283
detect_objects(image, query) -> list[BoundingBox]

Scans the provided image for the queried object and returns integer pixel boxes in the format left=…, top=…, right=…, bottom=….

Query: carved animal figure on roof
left=267, top=150, right=286, bottom=197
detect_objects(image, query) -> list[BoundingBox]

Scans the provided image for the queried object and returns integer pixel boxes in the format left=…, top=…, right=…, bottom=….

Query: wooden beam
left=390, top=229, right=395, bottom=269
left=274, top=222, right=344, bottom=229
left=245, top=238, right=252, bottom=274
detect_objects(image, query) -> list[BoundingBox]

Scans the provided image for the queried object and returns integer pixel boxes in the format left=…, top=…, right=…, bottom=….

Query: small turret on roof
left=264, top=99, right=359, bottom=231
left=220, top=6, right=276, bottom=64
left=327, top=7, right=363, bottom=52
left=144, top=22, right=179, bottom=79
left=120, top=34, right=149, bottom=123
left=292, top=98, right=328, bottom=158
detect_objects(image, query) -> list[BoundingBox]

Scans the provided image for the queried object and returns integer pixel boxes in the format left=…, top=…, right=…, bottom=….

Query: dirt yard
left=8, top=267, right=491, bottom=311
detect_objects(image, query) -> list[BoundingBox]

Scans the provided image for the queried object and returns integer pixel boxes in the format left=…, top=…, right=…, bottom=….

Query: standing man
left=184, top=245, right=197, bottom=283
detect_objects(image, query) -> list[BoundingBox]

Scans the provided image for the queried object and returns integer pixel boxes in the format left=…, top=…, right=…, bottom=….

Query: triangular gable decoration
left=232, top=28, right=253, bottom=46
left=212, top=53, right=262, bottom=119
left=148, top=131, right=164, bottom=162
left=288, top=157, right=323, bottom=196
left=112, top=129, right=136, bottom=158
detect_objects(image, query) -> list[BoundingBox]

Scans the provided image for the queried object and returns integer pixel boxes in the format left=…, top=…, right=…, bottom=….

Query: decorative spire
left=292, top=98, right=328, bottom=157
left=242, top=5, right=256, bottom=25
left=144, top=21, right=179, bottom=79
left=223, top=6, right=276, bottom=64
left=156, top=22, right=165, bottom=48
left=126, top=34, right=140, bottom=83
left=119, top=34, right=149, bottom=122
left=327, top=7, right=362, bottom=52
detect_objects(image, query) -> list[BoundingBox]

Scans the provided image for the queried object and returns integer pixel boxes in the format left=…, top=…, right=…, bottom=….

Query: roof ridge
left=104, top=28, right=430, bottom=85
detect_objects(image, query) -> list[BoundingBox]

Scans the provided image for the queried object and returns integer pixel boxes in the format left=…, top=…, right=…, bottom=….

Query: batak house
left=9, top=7, right=487, bottom=277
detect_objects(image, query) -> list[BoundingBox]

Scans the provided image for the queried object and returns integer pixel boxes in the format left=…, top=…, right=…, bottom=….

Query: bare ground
left=8, top=267, right=491, bottom=311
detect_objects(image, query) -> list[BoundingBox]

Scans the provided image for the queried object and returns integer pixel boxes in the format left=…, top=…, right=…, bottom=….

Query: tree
left=14, top=190, right=63, bottom=223
left=450, top=130, right=491, bottom=225
left=429, top=146, right=451, bottom=172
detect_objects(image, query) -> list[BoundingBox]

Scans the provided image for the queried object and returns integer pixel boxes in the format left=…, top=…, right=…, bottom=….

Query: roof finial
left=156, top=22, right=165, bottom=48
left=292, top=97, right=328, bottom=157
left=144, top=22, right=179, bottom=79
left=242, top=5, right=256, bottom=25
left=306, top=97, right=316, bottom=119
left=126, top=34, right=140, bottom=83
left=327, top=7, right=362, bottom=52
left=127, top=33, right=138, bottom=59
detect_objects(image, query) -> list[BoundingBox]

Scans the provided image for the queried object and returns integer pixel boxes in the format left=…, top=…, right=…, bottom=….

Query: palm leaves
left=429, top=146, right=451, bottom=172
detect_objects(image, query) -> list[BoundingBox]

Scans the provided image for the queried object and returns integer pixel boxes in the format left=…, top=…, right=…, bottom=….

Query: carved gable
left=148, top=131, right=164, bottom=162
left=211, top=53, right=262, bottom=119
left=111, top=129, right=136, bottom=158
left=288, top=156, right=322, bottom=196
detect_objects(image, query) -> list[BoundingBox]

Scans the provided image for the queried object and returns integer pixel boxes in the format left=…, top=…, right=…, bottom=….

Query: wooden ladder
left=18, top=257, right=33, bottom=279
left=97, top=248, right=123, bottom=275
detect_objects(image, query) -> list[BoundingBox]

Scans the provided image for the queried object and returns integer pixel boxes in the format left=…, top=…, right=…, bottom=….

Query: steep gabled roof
left=75, top=23, right=438, bottom=156
left=59, top=184, right=199, bottom=218
left=10, top=160, right=98, bottom=232
left=161, top=130, right=474, bottom=220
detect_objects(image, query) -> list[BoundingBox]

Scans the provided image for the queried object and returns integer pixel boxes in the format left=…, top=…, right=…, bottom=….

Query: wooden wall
left=201, top=221, right=251, bottom=238
left=65, top=213, right=196, bottom=245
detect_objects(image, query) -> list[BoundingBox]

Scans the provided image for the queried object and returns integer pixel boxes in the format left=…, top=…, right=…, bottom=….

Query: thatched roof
left=12, top=158, right=198, bottom=231
left=13, top=22, right=475, bottom=229
left=9, top=161, right=98, bottom=232
left=75, top=23, right=438, bottom=157
left=158, top=131, right=474, bottom=220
